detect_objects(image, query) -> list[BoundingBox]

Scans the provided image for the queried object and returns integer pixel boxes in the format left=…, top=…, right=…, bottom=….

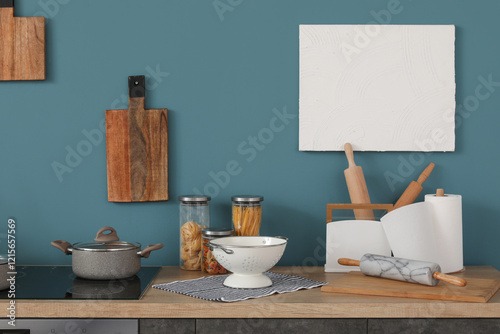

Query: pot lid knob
left=94, top=226, right=120, bottom=242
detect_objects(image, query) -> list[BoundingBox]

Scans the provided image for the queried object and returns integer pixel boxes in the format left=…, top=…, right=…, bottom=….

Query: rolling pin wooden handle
left=338, top=258, right=361, bottom=266
left=416, top=163, right=435, bottom=185
left=433, top=271, right=467, bottom=287
left=436, top=188, right=445, bottom=196
left=0, top=1, right=14, bottom=8
left=344, top=143, right=356, bottom=168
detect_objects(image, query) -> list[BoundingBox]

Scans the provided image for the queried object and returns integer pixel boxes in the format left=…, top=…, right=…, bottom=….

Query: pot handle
left=94, top=226, right=120, bottom=242
left=139, top=243, right=163, bottom=258
left=51, top=240, right=73, bottom=255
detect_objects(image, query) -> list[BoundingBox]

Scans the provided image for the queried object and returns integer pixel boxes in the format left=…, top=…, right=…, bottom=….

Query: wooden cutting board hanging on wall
left=0, top=0, right=45, bottom=81
left=106, top=76, right=168, bottom=202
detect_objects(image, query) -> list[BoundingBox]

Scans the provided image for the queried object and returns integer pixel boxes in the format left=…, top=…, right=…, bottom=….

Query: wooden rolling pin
left=344, top=143, right=375, bottom=220
left=339, top=254, right=467, bottom=287
left=393, top=163, right=435, bottom=210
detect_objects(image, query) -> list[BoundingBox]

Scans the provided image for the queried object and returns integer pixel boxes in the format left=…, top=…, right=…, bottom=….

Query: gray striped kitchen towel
left=152, top=272, right=327, bottom=302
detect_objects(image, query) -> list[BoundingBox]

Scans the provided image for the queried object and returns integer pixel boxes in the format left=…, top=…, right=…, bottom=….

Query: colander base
left=223, top=273, right=272, bottom=289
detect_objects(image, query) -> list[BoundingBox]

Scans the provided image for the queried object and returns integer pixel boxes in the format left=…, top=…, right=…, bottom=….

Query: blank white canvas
left=299, top=25, right=456, bottom=151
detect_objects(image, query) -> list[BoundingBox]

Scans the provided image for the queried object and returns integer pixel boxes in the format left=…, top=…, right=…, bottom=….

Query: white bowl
left=209, top=236, right=288, bottom=288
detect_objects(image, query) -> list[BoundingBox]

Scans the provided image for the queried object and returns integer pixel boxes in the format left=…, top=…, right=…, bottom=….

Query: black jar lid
left=202, top=227, right=233, bottom=237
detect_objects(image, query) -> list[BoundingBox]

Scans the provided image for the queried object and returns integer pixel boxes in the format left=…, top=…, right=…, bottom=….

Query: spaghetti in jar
left=231, top=196, right=263, bottom=236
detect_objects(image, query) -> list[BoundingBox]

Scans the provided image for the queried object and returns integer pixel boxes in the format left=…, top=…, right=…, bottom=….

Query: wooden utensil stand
left=326, top=203, right=394, bottom=223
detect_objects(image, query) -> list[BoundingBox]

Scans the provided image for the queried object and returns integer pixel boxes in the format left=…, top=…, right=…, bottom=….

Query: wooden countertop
left=9, top=266, right=500, bottom=319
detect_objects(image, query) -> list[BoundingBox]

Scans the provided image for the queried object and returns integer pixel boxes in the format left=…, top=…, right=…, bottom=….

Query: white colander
left=209, top=236, right=288, bottom=288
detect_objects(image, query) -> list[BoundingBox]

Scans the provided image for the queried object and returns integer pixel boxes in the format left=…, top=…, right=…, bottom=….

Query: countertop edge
left=3, top=301, right=500, bottom=319
left=2, top=266, right=499, bottom=319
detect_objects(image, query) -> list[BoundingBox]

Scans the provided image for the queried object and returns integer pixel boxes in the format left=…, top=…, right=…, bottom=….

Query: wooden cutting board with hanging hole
left=321, top=271, right=500, bottom=303
left=0, top=0, right=45, bottom=81
left=105, top=76, right=168, bottom=202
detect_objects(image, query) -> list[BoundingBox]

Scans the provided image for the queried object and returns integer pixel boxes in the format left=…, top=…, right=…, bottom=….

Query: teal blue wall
left=1, top=0, right=499, bottom=269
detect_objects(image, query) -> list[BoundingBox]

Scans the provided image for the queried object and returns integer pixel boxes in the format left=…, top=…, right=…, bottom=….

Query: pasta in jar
left=232, top=196, right=263, bottom=236
left=201, top=228, right=233, bottom=274
left=179, top=195, right=211, bottom=270
left=180, top=221, right=205, bottom=270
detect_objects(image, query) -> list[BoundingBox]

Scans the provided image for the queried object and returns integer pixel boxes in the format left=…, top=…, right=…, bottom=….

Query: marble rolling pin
left=393, top=163, right=435, bottom=210
left=338, top=254, right=467, bottom=287
left=344, top=143, right=375, bottom=220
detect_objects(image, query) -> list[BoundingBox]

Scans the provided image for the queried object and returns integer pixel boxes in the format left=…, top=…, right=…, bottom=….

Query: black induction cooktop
left=0, top=266, right=161, bottom=300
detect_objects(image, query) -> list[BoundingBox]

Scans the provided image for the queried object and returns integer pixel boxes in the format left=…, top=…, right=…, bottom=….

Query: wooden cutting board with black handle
left=0, top=0, right=45, bottom=81
left=106, top=76, right=168, bottom=202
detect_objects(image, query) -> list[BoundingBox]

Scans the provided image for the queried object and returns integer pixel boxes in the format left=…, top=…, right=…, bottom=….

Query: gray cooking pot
left=51, top=226, right=163, bottom=280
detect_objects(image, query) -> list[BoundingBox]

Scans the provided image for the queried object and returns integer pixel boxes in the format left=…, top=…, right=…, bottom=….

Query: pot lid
left=72, top=227, right=140, bottom=252
left=73, top=241, right=140, bottom=252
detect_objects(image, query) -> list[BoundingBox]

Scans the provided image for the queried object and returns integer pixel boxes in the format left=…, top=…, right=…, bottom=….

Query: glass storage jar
left=202, top=228, right=233, bottom=274
left=231, top=195, right=263, bottom=236
left=179, top=195, right=211, bottom=270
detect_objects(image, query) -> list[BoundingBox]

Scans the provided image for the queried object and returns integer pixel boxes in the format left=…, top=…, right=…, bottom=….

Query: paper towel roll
left=425, top=193, right=463, bottom=273
left=325, top=220, right=391, bottom=272
left=380, top=202, right=440, bottom=264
